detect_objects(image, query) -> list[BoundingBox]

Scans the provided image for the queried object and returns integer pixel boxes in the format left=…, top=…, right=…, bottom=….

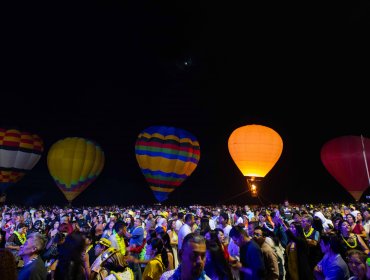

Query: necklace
left=342, top=234, right=357, bottom=248
left=304, top=227, right=314, bottom=238
left=115, top=233, right=126, bottom=255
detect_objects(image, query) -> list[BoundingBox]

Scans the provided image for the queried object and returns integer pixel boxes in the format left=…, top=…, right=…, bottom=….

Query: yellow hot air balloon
left=47, top=137, right=105, bottom=203
left=228, top=124, right=283, bottom=197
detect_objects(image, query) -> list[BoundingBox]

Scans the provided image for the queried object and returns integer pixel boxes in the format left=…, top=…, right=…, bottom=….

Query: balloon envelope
left=0, top=128, right=44, bottom=194
left=135, top=125, right=200, bottom=202
left=47, top=137, right=105, bottom=202
left=321, top=135, right=370, bottom=201
left=228, top=124, right=283, bottom=178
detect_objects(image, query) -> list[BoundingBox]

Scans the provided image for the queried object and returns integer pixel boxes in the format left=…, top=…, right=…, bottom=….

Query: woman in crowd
left=156, top=230, right=174, bottom=271
left=338, top=220, right=369, bottom=258
left=0, top=248, right=17, bottom=280
left=166, top=219, right=178, bottom=268
left=54, top=232, right=90, bottom=280
left=346, top=249, right=370, bottom=280
left=142, top=237, right=168, bottom=280
left=347, top=214, right=367, bottom=240
left=204, top=229, right=233, bottom=280
left=276, top=217, right=313, bottom=280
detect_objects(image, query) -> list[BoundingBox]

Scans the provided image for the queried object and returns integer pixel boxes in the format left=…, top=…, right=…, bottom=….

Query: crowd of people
left=1, top=200, right=370, bottom=279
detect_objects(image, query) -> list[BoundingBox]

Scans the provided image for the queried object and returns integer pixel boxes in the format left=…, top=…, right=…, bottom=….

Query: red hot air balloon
left=321, top=135, right=370, bottom=201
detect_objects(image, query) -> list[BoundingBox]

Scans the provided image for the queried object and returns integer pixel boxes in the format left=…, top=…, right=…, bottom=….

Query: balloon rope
left=361, top=135, right=370, bottom=186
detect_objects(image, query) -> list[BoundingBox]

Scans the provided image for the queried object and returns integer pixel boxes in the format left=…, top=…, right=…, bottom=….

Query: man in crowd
left=160, top=232, right=211, bottom=280
left=18, top=232, right=48, bottom=280
left=230, top=225, right=265, bottom=280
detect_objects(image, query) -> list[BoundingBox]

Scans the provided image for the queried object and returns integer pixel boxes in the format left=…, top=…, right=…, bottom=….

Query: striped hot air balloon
left=47, top=137, right=105, bottom=203
left=135, top=126, right=200, bottom=202
left=0, top=128, right=44, bottom=195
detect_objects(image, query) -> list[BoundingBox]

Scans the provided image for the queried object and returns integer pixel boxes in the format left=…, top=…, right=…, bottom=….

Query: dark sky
left=0, top=1, right=369, bottom=206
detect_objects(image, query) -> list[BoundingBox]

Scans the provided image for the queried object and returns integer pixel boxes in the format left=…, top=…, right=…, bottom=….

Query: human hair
left=0, top=248, right=17, bottom=280
left=302, top=214, right=313, bottom=224
left=199, top=216, right=211, bottom=236
left=147, top=237, right=169, bottom=268
left=54, top=232, right=86, bottom=280
left=320, top=232, right=342, bottom=254
left=229, top=224, right=248, bottom=239
left=291, top=222, right=305, bottom=238
left=205, top=237, right=233, bottom=280
left=184, top=213, right=193, bottom=223
left=114, top=221, right=126, bottom=233
left=219, top=212, right=229, bottom=222
left=182, top=232, right=206, bottom=251
left=346, top=249, right=367, bottom=263
left=27, top=232, right=47, bottom=254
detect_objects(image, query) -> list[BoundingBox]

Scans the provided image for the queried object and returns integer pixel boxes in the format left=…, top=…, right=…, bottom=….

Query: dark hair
left=114, top=221, right=126, bottom=233
left=219, top=212, right=229, bottom=222
left=205, top=236, right=233, bottom=280
left=147, top=237, right=169, bottom=269
left=320, top=233, right=342, bottom=254
left=229, top=225, right=248, bottom=239
left=0, top=248, right=17, bottom=280
left=54, top=232, right=86, bottom=280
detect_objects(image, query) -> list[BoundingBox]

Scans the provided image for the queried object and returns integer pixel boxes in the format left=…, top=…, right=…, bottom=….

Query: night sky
left=1, top=1, right=369, bottom=206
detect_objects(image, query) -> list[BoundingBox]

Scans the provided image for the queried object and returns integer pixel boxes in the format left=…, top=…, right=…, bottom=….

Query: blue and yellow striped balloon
left=135, top=126, right=200, bottom=202
left=47, top=137, right=105, bottom=203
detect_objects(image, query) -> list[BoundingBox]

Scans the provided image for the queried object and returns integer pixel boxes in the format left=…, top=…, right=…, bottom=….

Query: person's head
left=290, top=222, right=305, bottom=238
left=19, top=232, right=46, bottom=259
left=320, top=233, right=342, bottom=254
left=346, top=213, right=356, bottom=225
left=16, top=222, right=28, bottom=235
left=146, top=237, right=164, bottom=257
left=252, top=226, right=265, bottom=246
left=301, top=214, right=313, bottom=230
left=179, top=232, right=207, bottom=278
left=229, top=225, right=248, bottom=247
left=185, top=213, right=195, bottom=226
left=338, top=220, right=351, bottom=236
left=95, top=237, right=111, bottom=257
left=0, top=248, right=17, bottom=280
left=218, top=212, right=229, bottom=226
left=53, top=220, right=60, bottom=230
left=114, top=221, right=126, bottom=236
left=292, top=211, right=302, bottom=223
left=346, top=249, right=368, bottom=279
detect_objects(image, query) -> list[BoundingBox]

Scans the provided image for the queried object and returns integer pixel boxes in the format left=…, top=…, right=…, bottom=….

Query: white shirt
left=177, top=223, right=192, bottom=250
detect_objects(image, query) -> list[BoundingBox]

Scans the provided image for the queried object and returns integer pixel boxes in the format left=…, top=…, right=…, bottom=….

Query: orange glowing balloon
left=228, top=124, right=283, bottom=179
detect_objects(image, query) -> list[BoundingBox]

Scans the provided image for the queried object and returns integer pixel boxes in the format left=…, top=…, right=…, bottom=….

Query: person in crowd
left=313, top=232, right=350, bottom=280
left=301, top=213, right=323, bottom=270
left=90, top=237, right=132, bottom=280
left=347, top=213, right=367, bottom=240
left=156, top=230, right=175, bottom=271
left=6, top=222, right=28, bottom=265
left=204, top=229, right=233, bottom=280
left=0, top=248, right=17, bottom=280
left=338, top=220, right=370, bottom=258
left=229, top=224, right=265, bottom=280
left=127, top=217, right=145, bottom=280
left=160, top=232, right=210, bottom=280
left=109, top=221, right=127, bottom=256
left=102, top=220, right=116, bottom=239
left=346, top=249, right=370, bottom=280
left=18, top=232, right=48, bottom=280
left=142, top=237, right=168, bottom=280
left=177, top=214, right=195, bottom=251
left=252, top=226, right=279, bottom=280
left=54, top=232, right=90, bottom=280
left=166, top=219, right=179, bottom=268
left=275, top=217, right=313, bottom=280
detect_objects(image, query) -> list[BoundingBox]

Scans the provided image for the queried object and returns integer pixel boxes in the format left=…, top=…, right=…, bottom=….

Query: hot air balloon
left=228, top=124, right=283, bottom=197
left=135, top=125, right=200, bottom=202
left=0, top=128, right=44, bottom=197
left=47, top=137, right=105, bottom=203
left=321, top=135, right=370, bottom=201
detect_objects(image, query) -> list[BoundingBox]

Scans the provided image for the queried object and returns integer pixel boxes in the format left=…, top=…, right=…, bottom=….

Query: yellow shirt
left=142, top=255, right=165, bottom=280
